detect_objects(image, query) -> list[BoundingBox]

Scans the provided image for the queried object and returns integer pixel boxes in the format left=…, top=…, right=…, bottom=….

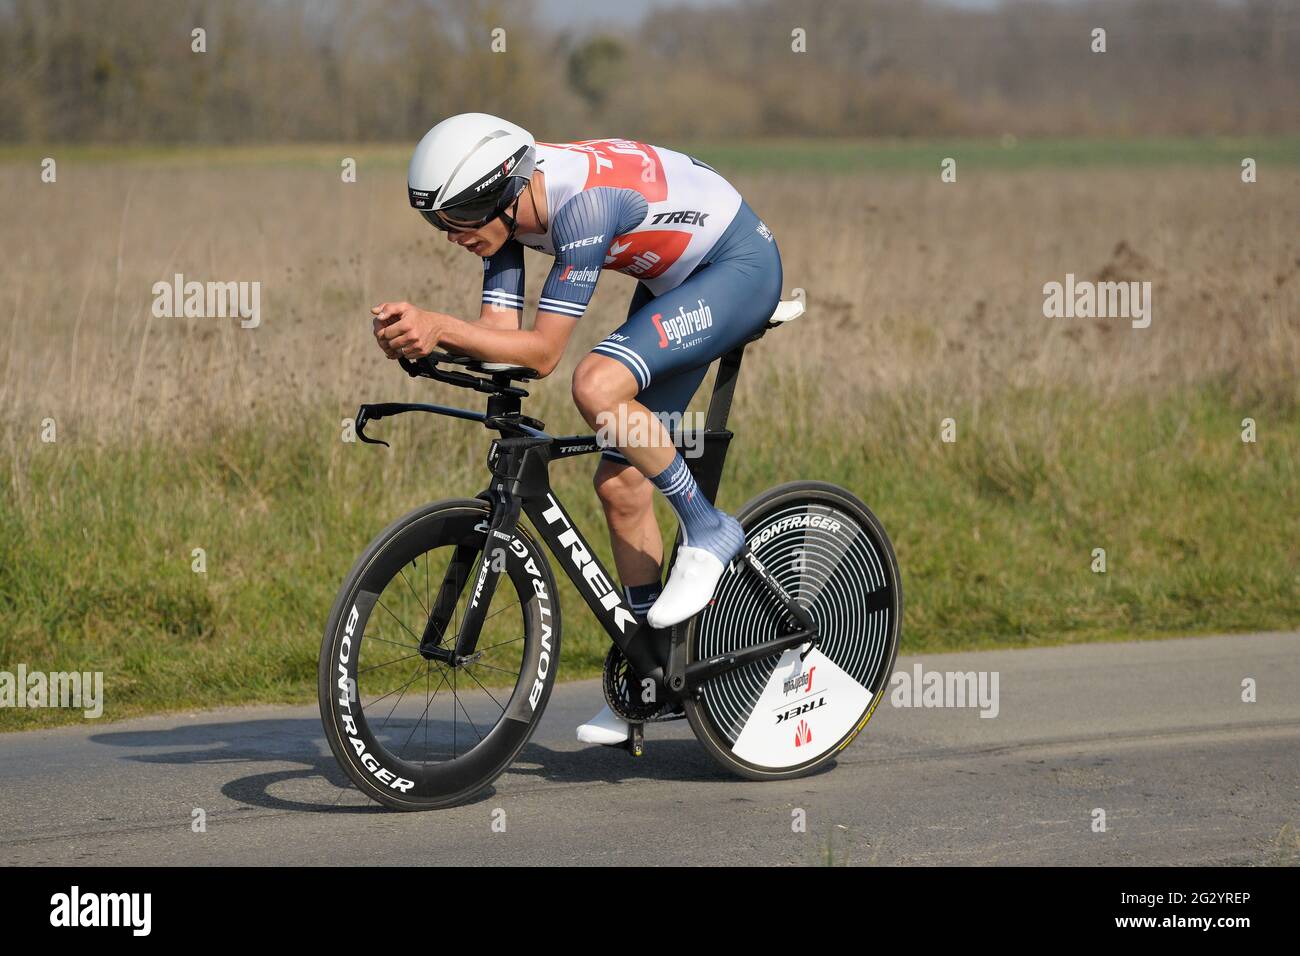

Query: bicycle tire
left=318, top=499, right=561, bottom=810
left=684, top=481, right=902, bottom=780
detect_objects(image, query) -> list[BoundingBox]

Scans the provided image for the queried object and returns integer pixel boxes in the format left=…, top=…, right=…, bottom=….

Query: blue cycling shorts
left=591, top=200, right=782, bottom=464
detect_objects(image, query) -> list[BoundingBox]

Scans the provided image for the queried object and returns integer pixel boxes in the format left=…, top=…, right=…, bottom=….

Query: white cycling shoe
left=576, top=704, right=630, bottom=746
left=646, top=545, right=728, bottom=629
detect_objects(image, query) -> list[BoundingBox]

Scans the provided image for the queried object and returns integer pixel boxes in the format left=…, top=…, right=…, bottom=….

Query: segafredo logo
left=540, top=495, right=637, bottom=633
left=652, top=298, right=712, bottom=348
left=558, top=263, right=601, bottom=284
left=783, top=665, right=815, bottom=696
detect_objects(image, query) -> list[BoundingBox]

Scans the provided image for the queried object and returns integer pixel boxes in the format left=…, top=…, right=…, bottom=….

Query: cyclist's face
left=444, top=216, right=509, bottom=258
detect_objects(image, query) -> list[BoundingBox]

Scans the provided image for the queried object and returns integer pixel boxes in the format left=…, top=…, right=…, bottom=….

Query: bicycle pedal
left=625, top=722, right=645, bottom=757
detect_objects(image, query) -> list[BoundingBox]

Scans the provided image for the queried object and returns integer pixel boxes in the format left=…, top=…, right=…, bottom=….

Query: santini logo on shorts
left=652, top=298, right=713, bottom=349
left=558, top=264, right=600, bottom=285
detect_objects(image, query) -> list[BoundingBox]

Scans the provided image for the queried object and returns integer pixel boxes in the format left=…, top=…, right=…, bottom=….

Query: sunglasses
left=419, top=205, right=500, bottom=233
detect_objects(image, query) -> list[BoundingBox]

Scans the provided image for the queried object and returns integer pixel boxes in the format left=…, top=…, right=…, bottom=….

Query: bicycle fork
left=419, top=434, right=545, bottom=665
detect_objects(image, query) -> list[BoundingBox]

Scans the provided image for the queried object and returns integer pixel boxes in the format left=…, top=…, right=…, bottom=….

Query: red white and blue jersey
left=481, top=139, right=744, bottom=319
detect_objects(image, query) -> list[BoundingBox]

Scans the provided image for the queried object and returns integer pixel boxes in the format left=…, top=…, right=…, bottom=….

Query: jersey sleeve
left=538, top=188, right=646, bottom=320
left=481, top=239, right=525, bottom=314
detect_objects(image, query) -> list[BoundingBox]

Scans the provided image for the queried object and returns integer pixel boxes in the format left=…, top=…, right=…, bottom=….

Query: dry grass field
left=3, top=151, right=1296, bottom=433
left=1, top=144, right=1296, bottom=726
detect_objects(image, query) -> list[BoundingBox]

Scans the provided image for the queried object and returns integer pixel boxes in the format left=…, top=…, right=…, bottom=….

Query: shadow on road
left=87, top=717, right=817, bottom=814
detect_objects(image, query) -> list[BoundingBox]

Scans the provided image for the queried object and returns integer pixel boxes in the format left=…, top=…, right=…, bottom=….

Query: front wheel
left=684, top=481, right=902, bottom=780
left=318, top=499, right=561, bottom=810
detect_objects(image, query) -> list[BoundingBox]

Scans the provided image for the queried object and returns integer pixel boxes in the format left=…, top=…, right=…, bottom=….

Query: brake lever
left=354, top=404, right=390, bottom=447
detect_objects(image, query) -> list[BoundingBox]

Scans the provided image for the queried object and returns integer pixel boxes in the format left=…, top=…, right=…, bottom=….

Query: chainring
left=602, top=643, right=685, bottom=723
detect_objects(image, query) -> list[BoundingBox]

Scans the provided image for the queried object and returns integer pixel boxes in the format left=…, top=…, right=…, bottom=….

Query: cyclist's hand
left=372, top=301, right=445, bottom=359
left=371, top=312, right=401, bottom=359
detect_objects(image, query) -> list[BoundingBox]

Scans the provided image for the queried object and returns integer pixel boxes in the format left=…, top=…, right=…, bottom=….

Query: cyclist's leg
left=577, top=201, right=783, bottom=628
left=579, top=371, right=710, bottom=743
left=591, top=282, right=669, bottom=611
left=593, top=368, right=709, bottom=590
left=579, top=289, right=709, bottom=742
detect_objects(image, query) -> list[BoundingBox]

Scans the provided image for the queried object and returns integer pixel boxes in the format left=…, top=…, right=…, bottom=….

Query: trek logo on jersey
left=560, top=234, right=605, bottom=252
left=558, top=264, right=601, bottom=285
left=783, top=666, right=816, bottom=696
left=652, top=298, right=713, bottom=349
left=650, top=210, right=709, bottom=227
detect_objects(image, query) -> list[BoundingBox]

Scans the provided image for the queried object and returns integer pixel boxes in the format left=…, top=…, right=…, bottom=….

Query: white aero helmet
left=407, top=112, right=536, bottom=233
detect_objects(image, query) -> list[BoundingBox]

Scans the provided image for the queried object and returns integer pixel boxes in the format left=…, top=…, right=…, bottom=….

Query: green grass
left=3, top=136, right=1298, bottom=173
left=1, top=382, right=1295, bottom=730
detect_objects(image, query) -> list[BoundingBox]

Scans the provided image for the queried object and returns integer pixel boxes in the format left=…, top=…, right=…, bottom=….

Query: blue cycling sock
left=649, top=454, right=744, bottom=560
left=623, top=582, right=661, bottom=623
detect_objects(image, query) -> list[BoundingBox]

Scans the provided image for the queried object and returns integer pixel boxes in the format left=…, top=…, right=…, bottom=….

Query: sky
left=536, top=0, right=1007, bottom=30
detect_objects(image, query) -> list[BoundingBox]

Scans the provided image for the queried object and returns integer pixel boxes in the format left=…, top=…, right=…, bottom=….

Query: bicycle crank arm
left=682, top=629, right=819, bottom=690
left=739, top=547, right=816, bottom=634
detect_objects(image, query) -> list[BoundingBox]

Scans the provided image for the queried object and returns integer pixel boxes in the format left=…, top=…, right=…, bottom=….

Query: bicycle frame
left=353, top=339, right=817, bottom=700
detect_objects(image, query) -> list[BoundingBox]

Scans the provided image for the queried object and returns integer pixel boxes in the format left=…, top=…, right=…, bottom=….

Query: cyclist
left=373, top=113, right=782, bottom=746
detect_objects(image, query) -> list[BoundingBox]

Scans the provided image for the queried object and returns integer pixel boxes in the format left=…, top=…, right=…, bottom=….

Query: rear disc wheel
left=684, top=481, right=901, bottom=780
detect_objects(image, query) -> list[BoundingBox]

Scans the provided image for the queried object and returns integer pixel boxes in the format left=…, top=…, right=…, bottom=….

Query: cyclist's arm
left=435, top=311, right=576, bottom=377
left=477, top=239, right=525, bottom=330
left=446, top=191, right=642, bottom=374
left=414, top=190, right=644, bottom=373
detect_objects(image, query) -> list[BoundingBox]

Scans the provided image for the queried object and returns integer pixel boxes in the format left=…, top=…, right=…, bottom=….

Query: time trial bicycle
left=318, top=299, right=902, bottom=810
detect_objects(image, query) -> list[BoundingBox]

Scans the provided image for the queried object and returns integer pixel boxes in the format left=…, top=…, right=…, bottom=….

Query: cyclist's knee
left=571, top=355, right=637, bottom=427
left=593, top=459, right=652, bottom=518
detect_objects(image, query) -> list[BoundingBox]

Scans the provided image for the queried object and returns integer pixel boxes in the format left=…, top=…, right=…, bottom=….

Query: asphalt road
left=2, top=631, right=1296, bottom=866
